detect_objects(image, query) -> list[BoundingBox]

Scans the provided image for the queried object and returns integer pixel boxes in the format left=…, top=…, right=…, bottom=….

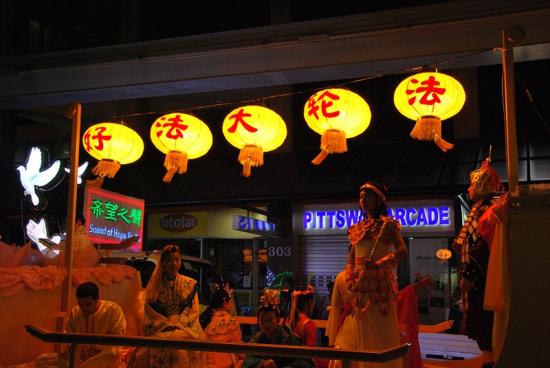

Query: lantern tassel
left=238, top=145, right=264, bottom=177
left=410, top=116, right=454, bottom=152
left=86, top=177, right=104, bottom=188
left=434, top=134, right=454, bottom=152
left=91, top=159, right=120, bottom=179
left=163, top=151, right=188, bottom=183
left=311, top=150, right=329, bottom=165
left=312, top=129, right=347, bottom=165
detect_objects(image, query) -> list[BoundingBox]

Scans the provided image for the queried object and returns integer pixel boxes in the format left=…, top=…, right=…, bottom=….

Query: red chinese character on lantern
left=307, top=91, right=341, bottom=120
left=155, top=114, right=189, bottom=140
left=84, top=126, right=112, bottom=151
left=227, top=108, right=258, bottom=133
left=406, top=76, right=446, bottom=106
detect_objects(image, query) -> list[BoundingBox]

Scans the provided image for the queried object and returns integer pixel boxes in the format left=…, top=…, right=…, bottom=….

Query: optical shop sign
left=298, top=199, right=454, bottom=236
left=84, top=186, right=144, bottom=251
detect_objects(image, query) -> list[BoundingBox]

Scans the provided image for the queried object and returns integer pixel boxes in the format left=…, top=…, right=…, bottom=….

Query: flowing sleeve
left=99, top=303, right=126, bottom=356
left=65, top=308, right=78, bottom=333
left=484, top=194, right=511, bottom=312
left=143, top=301, right=171, bottom=336
left=325, top=276, right=343, bottom=346
left=303, top=320, right=317, bottom=346
left=108, top=303, right=126, bottom=336
left=180, top=287, right=200, bottom=325
left=231, top=321, right=243, bottom=342
left=478, top=207, right=499, bottom=249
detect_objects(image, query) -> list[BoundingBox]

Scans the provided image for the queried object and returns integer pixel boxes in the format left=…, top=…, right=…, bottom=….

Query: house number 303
left=268, top=246, right=291, bottom=257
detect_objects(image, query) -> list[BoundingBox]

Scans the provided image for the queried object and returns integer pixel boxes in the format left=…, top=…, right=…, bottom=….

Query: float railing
left=26, top=325, right=409, bottom=368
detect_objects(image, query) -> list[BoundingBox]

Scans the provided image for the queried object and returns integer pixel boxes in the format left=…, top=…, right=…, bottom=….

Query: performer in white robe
left=129, top=244, right=206, bottom=368
left=35, top=281, right=126, bottom=368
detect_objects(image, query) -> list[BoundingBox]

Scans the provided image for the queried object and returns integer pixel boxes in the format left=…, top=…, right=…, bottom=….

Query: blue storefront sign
left=297, top=199, right=454, bottom=236
left=233, top=215, right=279, bottom=237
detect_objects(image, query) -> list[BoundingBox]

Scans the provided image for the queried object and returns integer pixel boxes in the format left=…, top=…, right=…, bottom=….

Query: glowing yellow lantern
left=304, top=88, right=371, bottom=164
left=222, top=105, right=287, bottom=177
left=83, top=122, right=143, bottom=182
left=150, top=113, right=213, bottom=182
left=394, top=72, right=465, bottom=152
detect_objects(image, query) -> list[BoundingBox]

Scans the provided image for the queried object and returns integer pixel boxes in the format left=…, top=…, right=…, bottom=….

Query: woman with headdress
left=284, top=286, right=327, bottom=368
left=243, top=289, right=314, bottom=368
left=130, top=244, right=206, bottom=368
left=285, top=285, right=316, bottom=346
left=329, top=182, right=407, bottom=368
left=200, top=287, right=243, bottom=368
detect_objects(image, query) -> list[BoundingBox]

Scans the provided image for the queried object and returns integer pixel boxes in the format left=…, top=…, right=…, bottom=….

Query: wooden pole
left=57, top=103, right=82, bottom=334
left=501, top=26, right=524, bottom=196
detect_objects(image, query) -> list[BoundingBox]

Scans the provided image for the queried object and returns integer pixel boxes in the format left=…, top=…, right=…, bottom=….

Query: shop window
left=408, top=237, right=453, bottom=325
left=530, top=158, right=550, bottom=180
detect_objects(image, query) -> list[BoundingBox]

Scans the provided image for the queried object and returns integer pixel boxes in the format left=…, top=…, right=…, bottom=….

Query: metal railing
left=234, top=316, right=454, bottom=332
left=26, top=325, right=410, bottom=368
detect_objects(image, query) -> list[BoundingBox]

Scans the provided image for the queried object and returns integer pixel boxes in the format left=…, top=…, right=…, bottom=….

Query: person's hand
left=261, top=359, right=277, bottom=368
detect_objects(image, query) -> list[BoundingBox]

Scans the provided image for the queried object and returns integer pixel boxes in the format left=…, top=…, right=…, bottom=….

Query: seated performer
left=285, top=285, right=316, bottom=346
left=243, top=289, right=314, bottom=368
left=201, top=288, right=243, bottom=368
left=34, top=281, right=126, bottom=368
left=285, top=286, right=327, bottom=368
left=129, top=244, right=206, bottom=368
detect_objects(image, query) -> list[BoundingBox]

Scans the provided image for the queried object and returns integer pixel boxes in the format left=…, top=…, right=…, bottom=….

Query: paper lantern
left=304, top=88, right=371, bottom=164
left=394, top=72, right=465, bottom=152
left=83, top=122, right=143, bottom=181
left=222, top=105, right=287, bottom=177
left=150, top=113, right=213, bottom=182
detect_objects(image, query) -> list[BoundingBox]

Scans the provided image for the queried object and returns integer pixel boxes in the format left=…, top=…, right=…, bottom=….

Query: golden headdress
left=360, top=182, right=386, bottom=202
left=259, top=288, right=281, bottom=308
left=469, top=148, right=501, bottom=196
